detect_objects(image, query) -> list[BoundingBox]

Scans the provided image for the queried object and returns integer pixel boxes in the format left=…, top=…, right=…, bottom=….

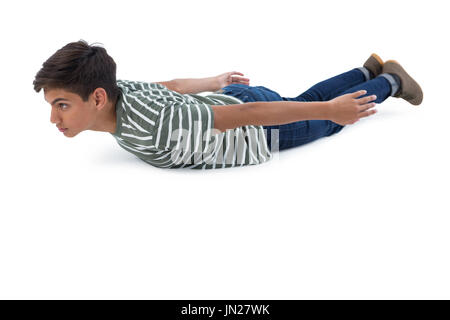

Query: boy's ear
left=92, top=88, right=108, bottom=107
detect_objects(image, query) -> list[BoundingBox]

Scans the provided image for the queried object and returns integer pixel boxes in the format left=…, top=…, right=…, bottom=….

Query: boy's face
left=44, top=88, right=102, bottom=138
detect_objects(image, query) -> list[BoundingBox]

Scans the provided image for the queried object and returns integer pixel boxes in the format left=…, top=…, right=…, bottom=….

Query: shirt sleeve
left=116, top=79, right=167, bottom=91
left=153, top=101, right=217, bottom=155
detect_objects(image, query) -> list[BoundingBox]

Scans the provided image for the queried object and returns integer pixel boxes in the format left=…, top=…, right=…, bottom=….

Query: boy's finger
left=357, top=95, right=377, bottom=104
left=358, top=109, right=377, bottom=119
left=231, top=74, right=248, bottom=79
left=351, top=90, right=367, bottom=97
left=358, top=102, right=376, bottom=112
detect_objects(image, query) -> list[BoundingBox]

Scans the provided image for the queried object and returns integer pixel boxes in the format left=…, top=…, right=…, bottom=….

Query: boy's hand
left=328, top=90, right=378, bottom=126
left=214, top=71, right=250, bottom=91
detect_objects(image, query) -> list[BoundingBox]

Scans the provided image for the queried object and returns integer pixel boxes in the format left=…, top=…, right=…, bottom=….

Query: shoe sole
left=383, top=60, right=423, bottom=105
left=363, top=53, right=384, bottom=77
left=371, top=53, right=384, bottom=66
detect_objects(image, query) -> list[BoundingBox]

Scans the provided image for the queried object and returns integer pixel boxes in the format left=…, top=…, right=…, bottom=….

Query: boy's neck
left=91, top=97, right=118, bottom=134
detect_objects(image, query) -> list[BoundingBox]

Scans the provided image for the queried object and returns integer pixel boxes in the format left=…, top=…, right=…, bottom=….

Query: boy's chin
left=63, top=129, right=78, bottom=138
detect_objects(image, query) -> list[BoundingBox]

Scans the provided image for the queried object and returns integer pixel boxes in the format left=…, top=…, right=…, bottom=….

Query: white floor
left=1, top=0, right=448, bottom=299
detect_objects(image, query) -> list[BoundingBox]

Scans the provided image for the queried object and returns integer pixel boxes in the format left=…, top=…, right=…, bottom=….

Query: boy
left=33, top=40, right=423, bottom=169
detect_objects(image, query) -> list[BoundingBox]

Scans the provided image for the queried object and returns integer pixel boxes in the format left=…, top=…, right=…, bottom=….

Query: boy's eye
left=59, top=103, right=68, bottom=110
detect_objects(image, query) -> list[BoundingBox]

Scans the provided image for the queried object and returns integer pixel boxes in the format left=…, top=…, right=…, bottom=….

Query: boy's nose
left=50, top=108, right=60, bottom=124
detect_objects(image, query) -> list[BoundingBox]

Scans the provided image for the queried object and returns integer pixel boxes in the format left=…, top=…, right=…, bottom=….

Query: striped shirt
left=110, top=79, right=273, bottom=169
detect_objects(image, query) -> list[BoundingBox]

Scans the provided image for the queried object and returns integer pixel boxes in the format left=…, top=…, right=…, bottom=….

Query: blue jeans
left=219, top=68, right=393, bottom=151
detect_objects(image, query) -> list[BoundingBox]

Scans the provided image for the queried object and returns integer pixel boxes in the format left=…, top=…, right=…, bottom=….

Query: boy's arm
left=211, top=101, right=328, bottom=132
left=211, top=90, right=378, bottom=132
left=156, top=71, right=249, bottom=94
left=154, top=78, right=217, bottom=94
left=173, top=77, right=219, bottom=94
left=154, top=80, right=180, bottom=92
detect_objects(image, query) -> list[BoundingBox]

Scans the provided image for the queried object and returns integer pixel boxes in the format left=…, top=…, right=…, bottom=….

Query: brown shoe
left=363, top=53, right=384, bottom=78
left=383, top=60, right=423, bottom=105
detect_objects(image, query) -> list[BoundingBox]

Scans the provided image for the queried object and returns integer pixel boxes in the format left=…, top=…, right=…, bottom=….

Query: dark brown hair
left=33, top=39, right=121, bottom=103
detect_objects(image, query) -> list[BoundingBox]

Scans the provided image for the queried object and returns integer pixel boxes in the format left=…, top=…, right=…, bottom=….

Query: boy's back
left=112, top=79, right=273, bottom=169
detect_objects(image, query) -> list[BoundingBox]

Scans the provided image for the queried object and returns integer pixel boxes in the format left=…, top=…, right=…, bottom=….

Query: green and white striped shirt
left=110, top=79, right=273, bottom=169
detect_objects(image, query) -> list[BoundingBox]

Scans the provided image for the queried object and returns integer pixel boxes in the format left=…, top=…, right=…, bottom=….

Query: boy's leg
left=219, top=71, right=398, bottom=152
left=264, top=74, right=397, bottom=151
left=337, top=74, right=395, bottom=104
left=219, top=67, right=371, bottom=102
left=283, top=67, right=371, bottom=102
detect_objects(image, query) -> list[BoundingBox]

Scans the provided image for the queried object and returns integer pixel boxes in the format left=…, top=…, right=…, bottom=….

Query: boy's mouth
left=58, top=128, right=68, bottom=132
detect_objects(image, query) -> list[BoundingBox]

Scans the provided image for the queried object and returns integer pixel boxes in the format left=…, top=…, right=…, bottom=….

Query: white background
left=1, top=0, right=449, bottom=299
